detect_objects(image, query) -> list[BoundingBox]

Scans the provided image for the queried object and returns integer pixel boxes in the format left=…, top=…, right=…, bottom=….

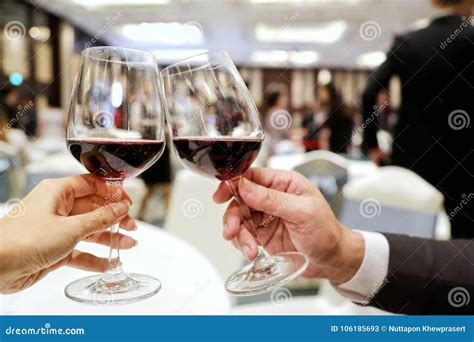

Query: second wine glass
left=161, top=51, right=309, bottom=296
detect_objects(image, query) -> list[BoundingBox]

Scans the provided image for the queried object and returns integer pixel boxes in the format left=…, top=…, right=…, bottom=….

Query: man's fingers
left=84, top=231, right=138, bottom=249
left=213, top=181, right=233, bottom=204
left=64, top=250, right=109, bottom=272
left=69, top=200, right=131, bottom=239
left=223, top=200, right=241, bottom=240
left=237, top=225, right=258, bottom=260
left=238, top=178, right=308, bottom=222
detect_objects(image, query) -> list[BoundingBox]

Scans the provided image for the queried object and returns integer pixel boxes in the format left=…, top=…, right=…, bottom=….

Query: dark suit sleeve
left=361, top=35, right=404, bottom=151
left=369, top=234, right=474, bottom=315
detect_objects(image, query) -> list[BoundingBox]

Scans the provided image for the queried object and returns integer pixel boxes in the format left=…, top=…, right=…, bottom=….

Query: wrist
left=329, top=228, right=365, bottom=285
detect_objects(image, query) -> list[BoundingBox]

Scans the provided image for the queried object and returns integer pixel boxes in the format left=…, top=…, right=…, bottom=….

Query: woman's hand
left=0, top=175, right=136, bottom=294
left=213, top=168, right=365, bottom=285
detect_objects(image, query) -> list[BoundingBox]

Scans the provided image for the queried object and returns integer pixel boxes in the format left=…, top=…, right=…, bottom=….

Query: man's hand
left=213, top=168, right=365, bottom=285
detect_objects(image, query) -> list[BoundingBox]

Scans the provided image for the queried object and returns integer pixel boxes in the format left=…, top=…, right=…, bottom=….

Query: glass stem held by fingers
left=224, top=176, right=309, bottom=296
left=64, top=180, right=162, bottom=305
left=102, top=181, right=126, bottom=284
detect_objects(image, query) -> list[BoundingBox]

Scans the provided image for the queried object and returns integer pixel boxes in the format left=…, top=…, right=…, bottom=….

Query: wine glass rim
left=82, top=46, right=157, bottom=65
left=160, top=50, right=229, bottom=75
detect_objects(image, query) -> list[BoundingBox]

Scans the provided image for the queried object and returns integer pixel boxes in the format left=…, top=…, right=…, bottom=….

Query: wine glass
left=161, top=51, right=309, bottom=296
left=65, top=46, right=165, bottom=305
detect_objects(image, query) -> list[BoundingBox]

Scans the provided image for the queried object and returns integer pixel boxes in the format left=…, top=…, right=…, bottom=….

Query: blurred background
left=0, top=0, right=470, bottom=315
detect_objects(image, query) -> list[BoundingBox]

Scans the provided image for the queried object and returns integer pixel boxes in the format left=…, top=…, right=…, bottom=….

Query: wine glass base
left=225, top=252, right=309, bottom=296
left=64, top=273, right=161, bottom=306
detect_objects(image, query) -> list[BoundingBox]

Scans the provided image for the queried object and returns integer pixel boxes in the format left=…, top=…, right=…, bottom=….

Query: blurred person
left=0, top=86, right=37, bottom=137
left=316, top=83, right=354, bottom=154
left=362, top=0, right=474, bottom=238
left=0, top=86, right=19, bottom=122
left=215, top=96, right=245, bottom=135
left=17, top=94, right=38, bottom=137
left=301, top=104, right=322, bottom=151
left=0, top=106, right=9, bottom=143
left=260, top=90, right=291, bottom=155
left=214, top=168, right=474, bottom=314
left=0, top=175, right=136, bottom=294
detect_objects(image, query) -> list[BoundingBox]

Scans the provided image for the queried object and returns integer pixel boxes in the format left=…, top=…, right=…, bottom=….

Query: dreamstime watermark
left=362, top=278, right=389, bottom=305
left=260, top=190, right=301, bottom=227
left=448, top=287, right=470, bottom=308
left=447, top=193, right=473, bottom=221
left=352, top=100, right=389, bottom=137
left=359, top=20, right=382, bottom=41
left=3, top=198, right=26, bottom=218
left=270, top=287, right=292, bottom=307
left=84, top=191, right=121, bottom=228
left=4, top=323, right=85, bottom=336
left=183, top=21, right=204, bottom=43
left=440, top=15, right=473, bottom=50
left=92, top=109, right=115, bottom=129
left=359, top=198, right=381, bottom=219
left=3, top=20, right=26, bottom=41
left=261, top=11, right=300, bottom=49
left=84, top=12, right=122, bottom=48
left=181, top=198, right=204, bottom=219
left=1, top=101, right=34, bottom=135
left=269, top=109, right=292, bottom=131
left=448, top=109, right=470, bottom=130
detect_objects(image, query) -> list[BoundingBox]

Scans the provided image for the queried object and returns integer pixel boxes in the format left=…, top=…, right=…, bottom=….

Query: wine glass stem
left=102, top=180, right=126, bottom=283
left=226, top=176, right=275, bottom=269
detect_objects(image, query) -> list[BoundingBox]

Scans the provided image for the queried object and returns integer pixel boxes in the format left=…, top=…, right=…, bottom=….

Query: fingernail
left=133, top=240, right=139, bottom=247
left=128, top=217, right=138, bottom=230
left=110, top=201, right=129, bottom=217
left=240, top=178, right=253, bottom=194
left=242, top=245, right=251, bottom=259
left=223, top=223, right=229, bottom=238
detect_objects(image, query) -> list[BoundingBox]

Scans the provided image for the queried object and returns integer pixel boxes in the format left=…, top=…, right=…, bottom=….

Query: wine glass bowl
left=161, top=51, right=309, bottom=296
left=65, top=46, right=165, bottom=305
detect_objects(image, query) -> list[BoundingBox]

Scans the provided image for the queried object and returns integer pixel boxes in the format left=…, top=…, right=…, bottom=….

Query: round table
left=0, top=220, right=231, bottom=315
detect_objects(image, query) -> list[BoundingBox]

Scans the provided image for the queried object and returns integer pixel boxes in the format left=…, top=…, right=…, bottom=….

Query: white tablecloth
left=0, top=220, right=231, bottom=315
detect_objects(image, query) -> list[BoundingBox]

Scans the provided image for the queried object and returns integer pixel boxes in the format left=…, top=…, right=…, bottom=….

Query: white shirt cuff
left=334, top=230, right=389, bottom=304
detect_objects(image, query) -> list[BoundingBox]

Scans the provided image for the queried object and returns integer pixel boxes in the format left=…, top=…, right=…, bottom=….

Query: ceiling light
left=255, top=21, right=347, bottom=44
left=29, top=26, right=51, bottom=42
left=250, top=50, right=318, bottom=66
left=72, top=0, right=170, bottom=8
left=356, top=51, right=386, bottom=68
left=122, top=22, right=204, bottom=45
left=251, top=50, right=288, bottom=65
left=317, top=69, right=332, bottom=85
left=288, top=51, right=318, bottom=65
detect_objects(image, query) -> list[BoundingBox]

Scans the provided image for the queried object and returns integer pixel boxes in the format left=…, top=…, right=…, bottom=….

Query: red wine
left=67, top=138, right=164, bottom=180
left=173, top=137, right=262, bottom=181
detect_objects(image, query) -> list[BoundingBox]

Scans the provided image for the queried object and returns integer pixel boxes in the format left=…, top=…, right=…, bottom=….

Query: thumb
left=238, top=178, right=310, bottom=223
left=69, top=200, right=131, bottom=239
